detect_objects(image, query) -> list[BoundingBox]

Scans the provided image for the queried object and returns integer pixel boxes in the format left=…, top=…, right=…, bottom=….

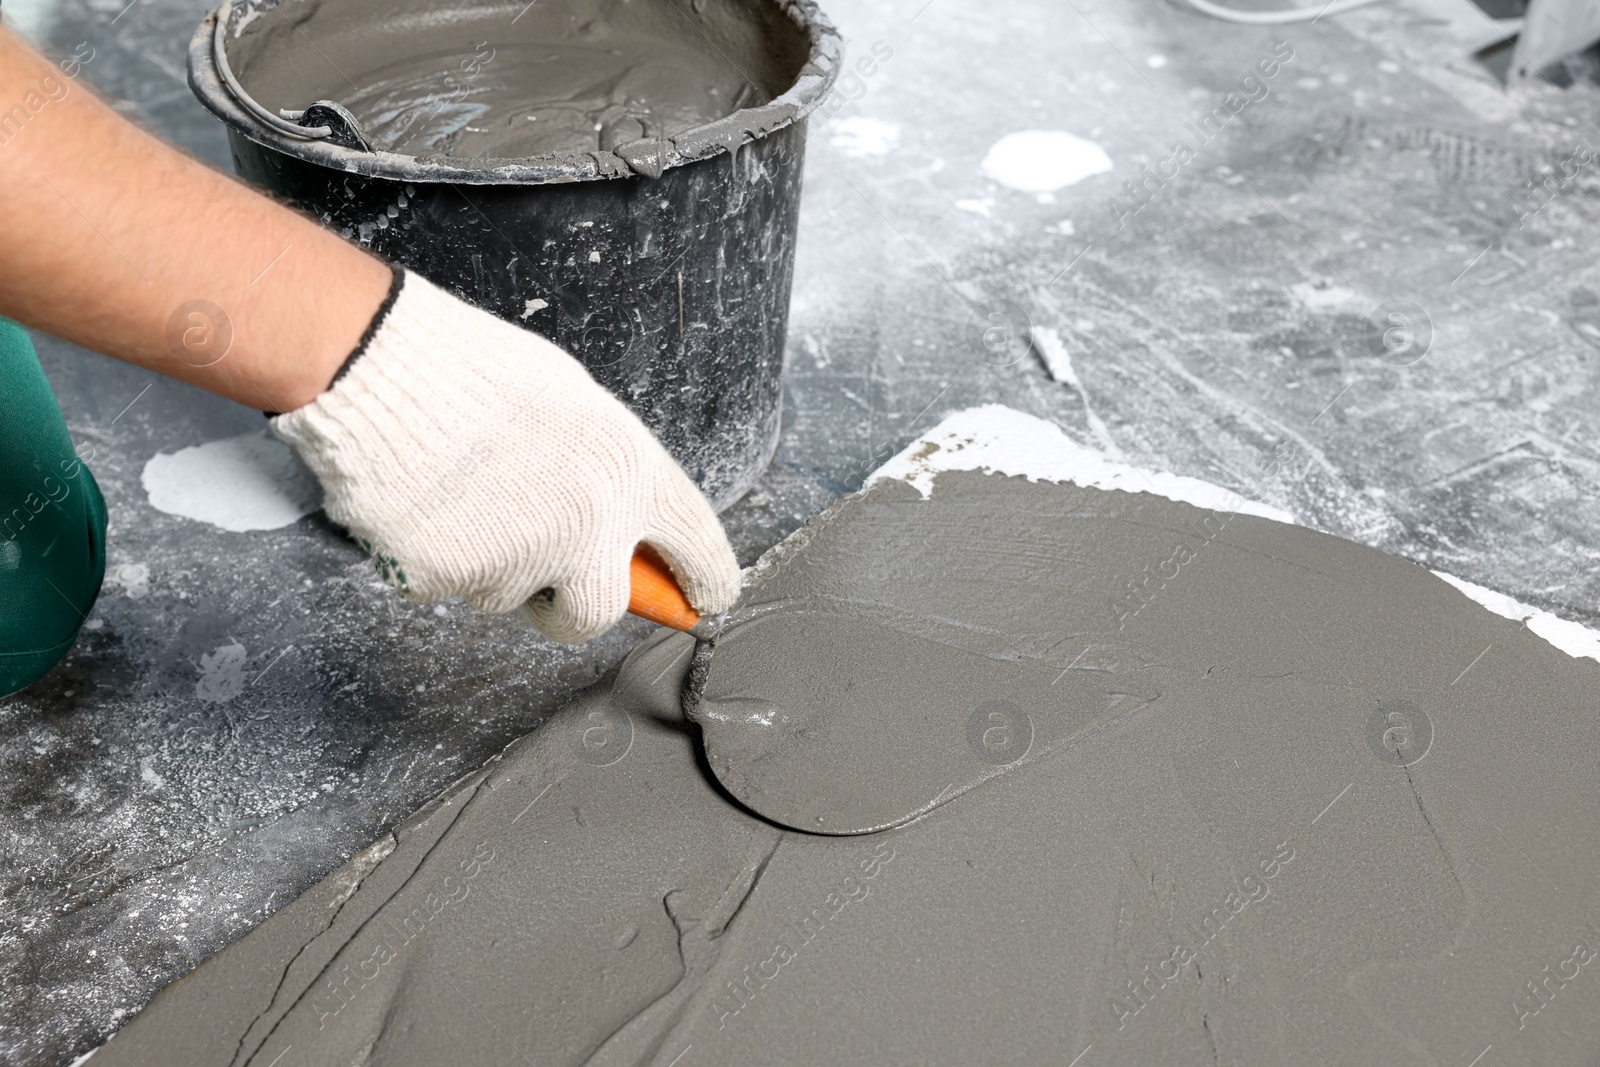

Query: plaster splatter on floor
left=873, top=405, right=1292, bottom=521
left=830, top=116, right=900, bottom=157
left=140, top=431, right=321, bottom=533
left=979, top=129, right=1113, bottom=192
left=1029, top=326, right=1121, bottom=455
left=1290, top=280, right=1363, bottom=311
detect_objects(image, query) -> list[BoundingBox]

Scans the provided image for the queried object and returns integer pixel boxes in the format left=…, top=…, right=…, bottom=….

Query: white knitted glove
left=271, top=270, right=741, bottom=642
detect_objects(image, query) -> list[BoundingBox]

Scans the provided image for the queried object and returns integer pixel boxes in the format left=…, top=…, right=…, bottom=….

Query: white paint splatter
left=1432, top=573, right=1600, bottom=664
left=112, top=562, right=150, bottom=600
left=980, top=130, right=1112, bottom=193
left=521, top=297, right=549, bottom=320
left=870, top=405, right=1600, bottom=666
left=1030, top=326, right=1079, bottom=387
left=142, top=432, right=321, bottom=533
left=870, top=404, right=1292, bottom=522
left=954, top=197, right=994, bottom=217
left=139, top=757, right=165, bottom=791
left=1051, top=219, right=1076, bottom=236
left=196, top=642, right=249, bottom=704
left=1031, top=327, right=1124, bottom=458
left=831, top=116, right=900, bottom=158
left=1290, top=281, right=1361, bottom=311
left=1147, top=54, right=1168, bottom=69
left=6, top=0, right=65, bottom=38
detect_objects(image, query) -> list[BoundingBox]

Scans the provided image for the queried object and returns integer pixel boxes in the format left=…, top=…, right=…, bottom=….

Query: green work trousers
left=0, top=317, right=107, bottom=697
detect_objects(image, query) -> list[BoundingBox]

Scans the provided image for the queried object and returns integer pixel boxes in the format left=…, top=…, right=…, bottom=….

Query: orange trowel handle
left=628, top=545, right=700, bottom=632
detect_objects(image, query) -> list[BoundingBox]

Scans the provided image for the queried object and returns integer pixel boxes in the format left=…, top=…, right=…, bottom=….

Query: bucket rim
left=186, top=0, right=842, bottom=185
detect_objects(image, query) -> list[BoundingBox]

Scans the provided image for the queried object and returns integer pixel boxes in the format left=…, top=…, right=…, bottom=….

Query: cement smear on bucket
left=91, top=411, right=1600, bottom=1064
left=229, top=0, right=811, bottom=160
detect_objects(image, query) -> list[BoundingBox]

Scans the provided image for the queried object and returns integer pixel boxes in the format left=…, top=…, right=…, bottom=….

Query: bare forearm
left=0, top=25, right=390, bottom=411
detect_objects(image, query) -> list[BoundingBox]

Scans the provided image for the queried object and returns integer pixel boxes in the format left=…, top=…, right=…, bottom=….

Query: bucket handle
left=211, top=0, right=333, bottom=141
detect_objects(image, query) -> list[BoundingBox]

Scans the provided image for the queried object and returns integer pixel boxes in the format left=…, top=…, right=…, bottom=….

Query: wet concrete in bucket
left=90, top=468, right=1600, bottom=1066
left=227, top=0, right=812, bottom=160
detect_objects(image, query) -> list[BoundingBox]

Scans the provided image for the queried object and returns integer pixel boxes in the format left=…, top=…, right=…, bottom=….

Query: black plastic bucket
left=187, top=0, right=840, bottom=510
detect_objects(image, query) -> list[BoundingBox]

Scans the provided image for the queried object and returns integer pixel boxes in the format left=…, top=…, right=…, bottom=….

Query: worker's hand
left=271, top=270, right=741, bottom=642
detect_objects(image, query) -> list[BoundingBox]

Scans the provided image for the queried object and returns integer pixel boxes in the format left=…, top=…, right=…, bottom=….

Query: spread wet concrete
left=12, top=0, right=1600, bottom=1062
left=89, top=459, right=1600, bottom=1065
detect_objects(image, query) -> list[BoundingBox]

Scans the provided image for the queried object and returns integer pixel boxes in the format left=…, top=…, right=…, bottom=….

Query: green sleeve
left=0, top=318, right=107, bottom=697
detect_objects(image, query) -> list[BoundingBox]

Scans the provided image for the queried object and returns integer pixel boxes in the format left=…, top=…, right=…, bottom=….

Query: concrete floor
left=4, top=0, right=1599, bottom=1062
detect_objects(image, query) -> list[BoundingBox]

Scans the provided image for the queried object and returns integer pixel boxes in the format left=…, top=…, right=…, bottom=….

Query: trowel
left=630, top=546, right=1165, bottom=837
left=624, top=544, right=723, bottom=723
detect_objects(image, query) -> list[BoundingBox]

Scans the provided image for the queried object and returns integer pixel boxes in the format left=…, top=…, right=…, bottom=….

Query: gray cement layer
left=91, top=470, right=1600, bottom=1066
left=227, top=0, right=812, bottom=162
